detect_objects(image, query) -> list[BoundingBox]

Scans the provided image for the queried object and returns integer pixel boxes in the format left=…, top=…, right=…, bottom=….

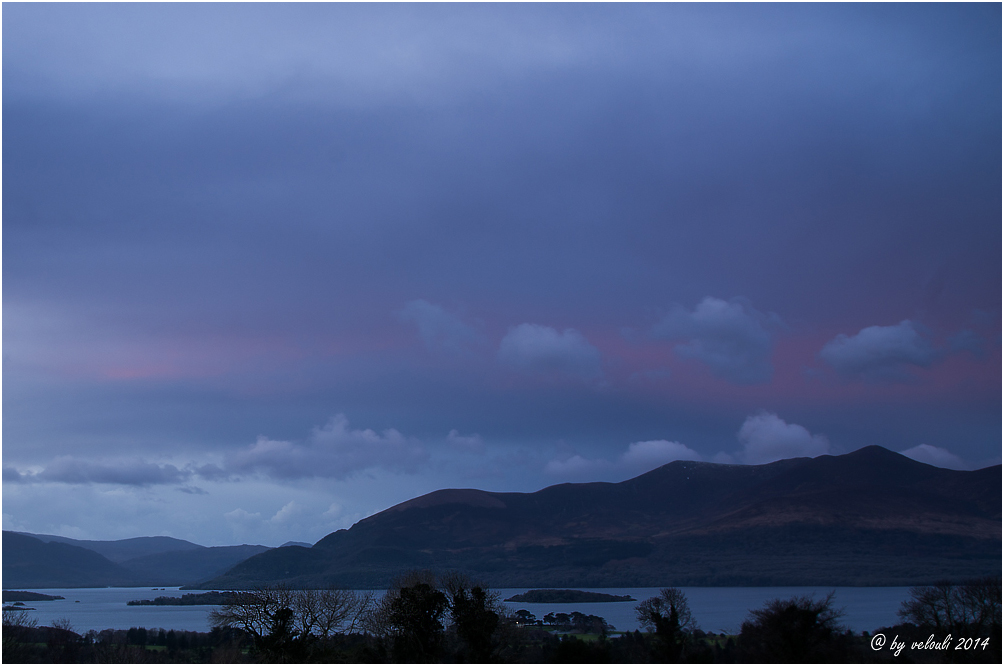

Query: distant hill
left=17, top=533, right=202, bottom=563
left=118, top=544, right=272, bottom=585
left=196, top=446, right=1001, bottom=589
left=2, top=532, right=272, bottom=589
left=2, top=532, right=143, bottom=588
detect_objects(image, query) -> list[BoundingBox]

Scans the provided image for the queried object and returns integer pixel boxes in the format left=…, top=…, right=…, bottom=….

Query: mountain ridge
left=193, top=446, right=1001, bottom=589
left=5, top=447, right=998, bottom=589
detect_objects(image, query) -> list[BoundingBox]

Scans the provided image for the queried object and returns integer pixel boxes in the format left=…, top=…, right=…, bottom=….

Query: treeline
left=3, top=574, right=999, bottom=663
left=1, top=618, right=248, bottom=664
left=127, top=592, right=236, bottom=606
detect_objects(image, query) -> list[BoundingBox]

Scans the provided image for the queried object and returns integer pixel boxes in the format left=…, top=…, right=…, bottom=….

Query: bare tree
left=899, top=577, right=1002, bottom=635
left=3, top=607, right=39, bottom=662
left=209, top=584, right=374, bottom=657
left=293, top=588, right=373, bottom=638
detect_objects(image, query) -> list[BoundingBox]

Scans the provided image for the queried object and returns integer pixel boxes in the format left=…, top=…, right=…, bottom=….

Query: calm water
left=6, top=586, right=912, bottom=634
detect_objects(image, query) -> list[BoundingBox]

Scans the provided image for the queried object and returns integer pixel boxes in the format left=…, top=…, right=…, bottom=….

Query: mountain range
left=195, top=446, right=1001, bottom=589
left=4, top=446, right=1000, bottom=590
left=2, top=532, right=270, bottom=588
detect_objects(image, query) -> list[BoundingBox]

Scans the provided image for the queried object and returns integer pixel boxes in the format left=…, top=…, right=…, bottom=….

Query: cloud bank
left=5, top=458, right=190, bottom=486
left=225, top=414, right=428, bottom=480
left=5, top=415, right=430, bottom=487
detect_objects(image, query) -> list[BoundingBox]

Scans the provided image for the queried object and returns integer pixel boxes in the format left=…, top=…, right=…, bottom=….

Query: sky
left=3, top=3, right=1000, bottom=547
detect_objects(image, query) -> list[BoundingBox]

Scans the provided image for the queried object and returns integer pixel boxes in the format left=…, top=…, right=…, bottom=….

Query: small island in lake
left=504, top=589, right=636, bottom=603
left=127, top=591, right=235, bottom=606
left=3, top=591, right=65, bottom=602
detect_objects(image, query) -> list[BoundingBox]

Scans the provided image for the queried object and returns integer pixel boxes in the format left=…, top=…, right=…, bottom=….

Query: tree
left=738, top=593, right=847, bottom=663
left=898, top=577, right=1002, bottom=636
left=635, top=588, right=697, bottom=661
left=3, top=607, right=39, bottom=662
left=293, top=587, right=373, bottom=638
left=386, top=582, right=449, bottom=661
left=514, top=609, right=536, bottom=625
left=635, top=587, right=696, bottom=633
left=441, top=572, right=504, bottom=662
left=209, top=585, right=373, bottom=661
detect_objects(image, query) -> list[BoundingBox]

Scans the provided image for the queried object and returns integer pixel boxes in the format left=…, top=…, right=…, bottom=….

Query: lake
left=7, top=586, right=913, bottom=634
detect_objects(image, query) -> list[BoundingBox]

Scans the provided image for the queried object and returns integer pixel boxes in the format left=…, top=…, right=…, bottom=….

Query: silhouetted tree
left=386, top=582, right=449, bottom=662
left=635, top=587, right=696, bottom=662
left=635, top=587, right=697, bottom=633
left=209, top=583, right=372, bottom=661
left=738, top=592, right=848, bottom=663
left=443, top=573, right=503, bottom=662
left=899, top=576, right=1002, bottom=636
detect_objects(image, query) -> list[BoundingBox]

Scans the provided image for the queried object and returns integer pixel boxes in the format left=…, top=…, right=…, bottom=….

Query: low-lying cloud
left=652, top=297, right=781, bottom=385
left=545, top=438, right=703, bottom=480
left=498, top=323, right=602, bottom=379
left=5, top=415, right=432, bottom=487
left=736, top=411, right=829, bottom=464
left=5, top=457, right=191, bottom=486
left=819, top=320, right=940, bottom=381
left=899, top=444, right=968, bottom=470
left=225, top=414, right=428, bottom=480
left=620, top=439, right=702, bottom=469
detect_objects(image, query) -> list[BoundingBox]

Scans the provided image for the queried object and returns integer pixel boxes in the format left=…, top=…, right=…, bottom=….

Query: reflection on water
left=12, top=586, right=911, bottom=634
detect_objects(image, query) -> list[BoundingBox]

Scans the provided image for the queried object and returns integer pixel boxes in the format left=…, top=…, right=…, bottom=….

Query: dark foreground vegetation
left=3, top=574, right=999, bottom=663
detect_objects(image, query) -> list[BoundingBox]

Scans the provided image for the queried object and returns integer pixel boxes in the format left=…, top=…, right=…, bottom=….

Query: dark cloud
left=652, top=297, right=782, bottom=384
left=3, top=467, right=29, bottom=483
left=497, top=324, right=602, bottom=379
left=399, top=300, right=482, bottom=355
left=13, top=457, right=191, bottom=486
left=819, top=320, right=941, bottom=381
left=1, top=3, right=999, bottom=544
left=948, top=329, right=986, bottom=359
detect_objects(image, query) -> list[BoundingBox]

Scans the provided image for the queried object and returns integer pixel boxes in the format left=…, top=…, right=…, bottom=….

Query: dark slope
left=17, top=533, right=202, bottom=563
left=198, top=447, right=1001, bottom=589
left=2, top=532, right=143, bottom=588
